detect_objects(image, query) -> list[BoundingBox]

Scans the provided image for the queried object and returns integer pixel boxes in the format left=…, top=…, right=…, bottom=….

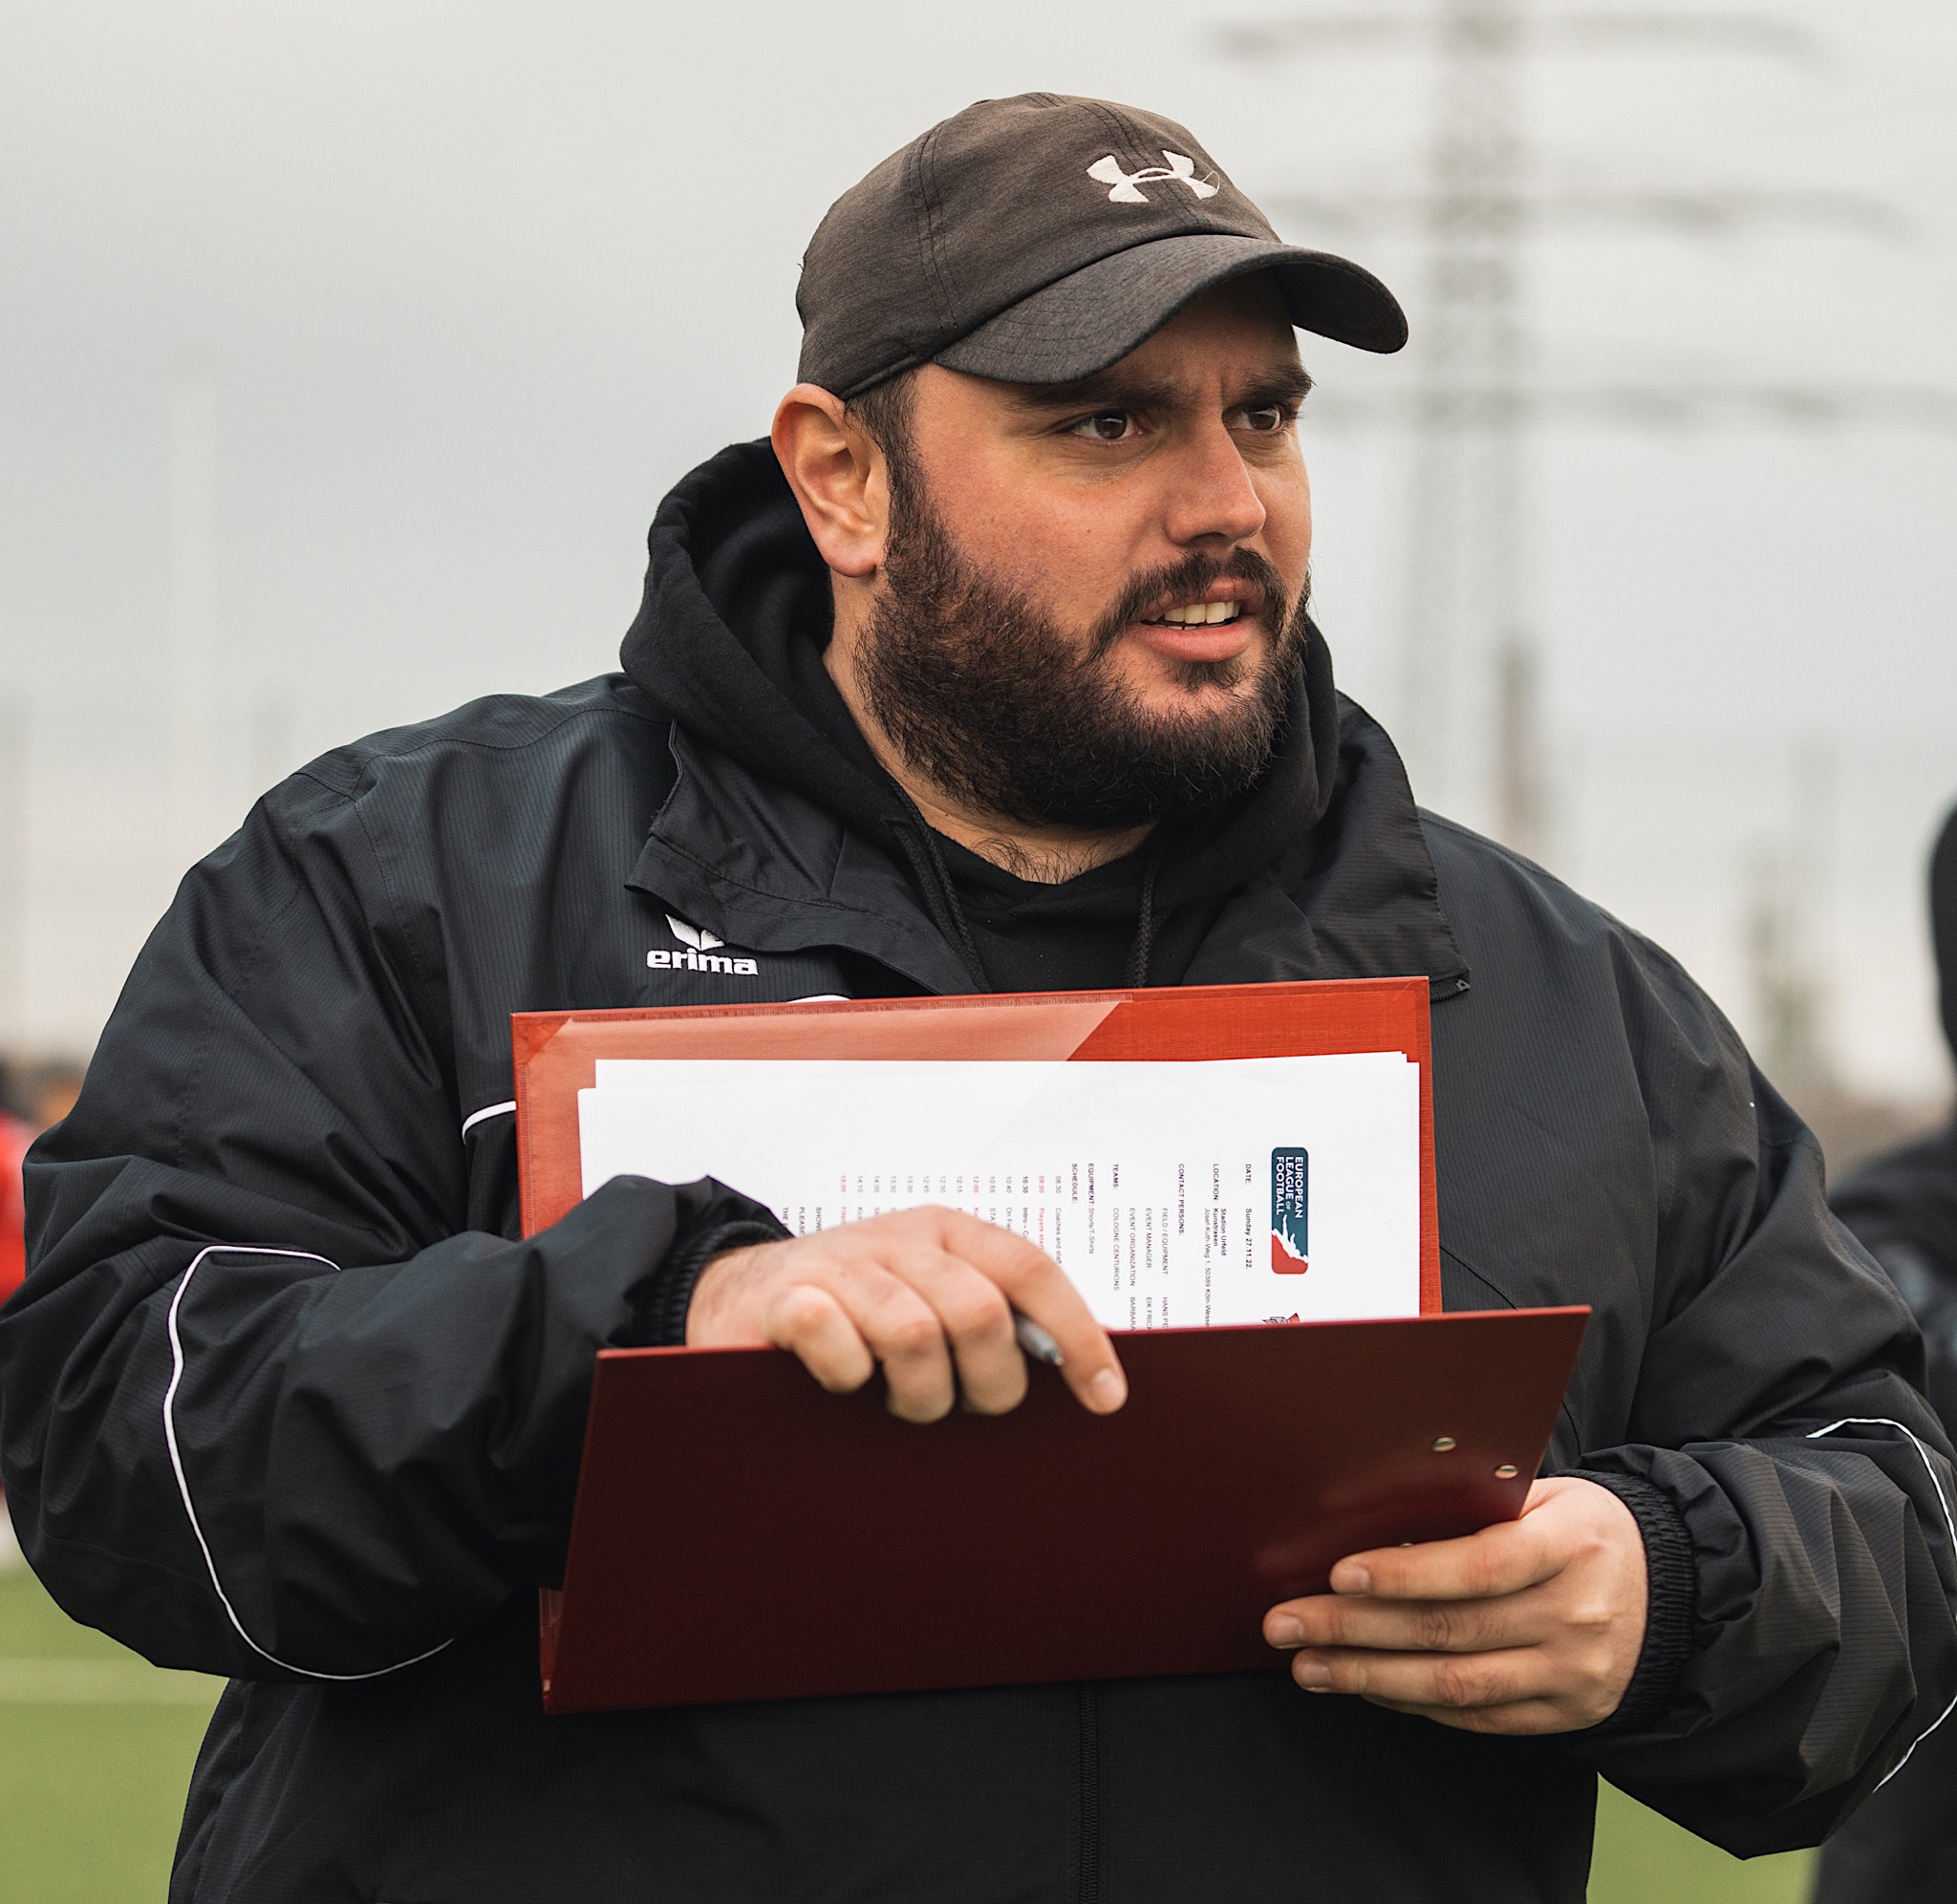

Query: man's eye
left=1239, top=404, right=1289, bottom=434
left=1072, top=412, right=1135, bottom=442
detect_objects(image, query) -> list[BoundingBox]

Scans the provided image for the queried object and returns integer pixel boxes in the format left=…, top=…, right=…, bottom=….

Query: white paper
left=578, top=1054, right=1422, bottom=1327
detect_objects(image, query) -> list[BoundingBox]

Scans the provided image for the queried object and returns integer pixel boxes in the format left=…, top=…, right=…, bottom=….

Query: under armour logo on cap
left=1087, top=151, right=1219, bottom=204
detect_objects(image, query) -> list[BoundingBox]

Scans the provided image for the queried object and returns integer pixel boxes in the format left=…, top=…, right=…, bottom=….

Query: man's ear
left=772, top=385, right=888, bottom=579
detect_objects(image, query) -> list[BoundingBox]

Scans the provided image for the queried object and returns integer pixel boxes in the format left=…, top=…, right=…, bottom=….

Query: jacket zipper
left=1073, top=1683, right=1103, bottom=1904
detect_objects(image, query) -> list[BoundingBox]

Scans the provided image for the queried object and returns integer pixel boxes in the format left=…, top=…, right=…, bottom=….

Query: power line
left=1218, top=2, right=1940, bottom=862
left=1217, top=10, right=1820, bottom=59
left=1264, top=185, right=1905, bottom=236
left=1305, top=379, right=1957, bottom=428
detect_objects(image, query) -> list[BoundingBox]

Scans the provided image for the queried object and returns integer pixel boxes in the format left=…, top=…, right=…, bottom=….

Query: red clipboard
left=513, top=980, right=1575, bottom=1715
left=538, top=1308, right=1588, bottom=1713
left=515, top=978, right=1441, bottom=1310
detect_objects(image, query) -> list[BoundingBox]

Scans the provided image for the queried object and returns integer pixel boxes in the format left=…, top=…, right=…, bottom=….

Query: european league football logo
left=1270, top=1147, right=1309, bottom=1274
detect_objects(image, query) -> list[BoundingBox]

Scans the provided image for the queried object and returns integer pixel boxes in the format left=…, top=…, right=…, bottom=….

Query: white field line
left=0, top=1658, right=222, bottom=1705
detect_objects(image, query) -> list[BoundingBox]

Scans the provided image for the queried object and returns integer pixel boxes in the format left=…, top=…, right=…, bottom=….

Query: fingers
left=720, top=1208, right=1124, bottom=1423
left=933, top=1210, right=1127, bottom=1415
left=1263, top=1588, right=1552, bottom=1658
left=809, top=1258, right=965, bottom=1423
left=764, top=1281, right=875, bottom=1394
left=849, top=1245, right=1024, bottom=1419
left=1259, top=1479, right=1650, bottom=1738
left=1283, top=1641, right=1549, bottom=1715
left=1282, top=1642, right=1612, bottom=1734
left=1323, top=1510, right=1560, bottom=1604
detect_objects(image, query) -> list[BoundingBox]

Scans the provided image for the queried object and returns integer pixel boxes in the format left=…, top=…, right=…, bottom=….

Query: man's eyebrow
left=1006, top=362, right=1315, bottom=414
left=1007, top=372, right=1181, bottom=414
left=1237, top=365, right=1315, bottom=409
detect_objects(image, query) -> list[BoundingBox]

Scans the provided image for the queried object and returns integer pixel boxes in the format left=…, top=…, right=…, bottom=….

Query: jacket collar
left=628, top=725, right=977, bottom=994
left=628, top=698, right=1469, bottom=999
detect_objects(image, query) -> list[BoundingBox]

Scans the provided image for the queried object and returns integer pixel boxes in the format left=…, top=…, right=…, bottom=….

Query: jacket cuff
left=635, top=1217, right=789, bottom=1348
left=1570, top=1469, right=1700, bottom=1732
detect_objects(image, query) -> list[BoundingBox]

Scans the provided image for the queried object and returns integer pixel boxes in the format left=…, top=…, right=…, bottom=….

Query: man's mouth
left=1144, top=600, right=1245, bottom=628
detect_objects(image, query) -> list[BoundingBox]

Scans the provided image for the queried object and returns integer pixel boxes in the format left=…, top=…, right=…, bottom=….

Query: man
left=0, top=94, right=1949, bottom=1903
left=1814, top=804, right=1957, bottom=1904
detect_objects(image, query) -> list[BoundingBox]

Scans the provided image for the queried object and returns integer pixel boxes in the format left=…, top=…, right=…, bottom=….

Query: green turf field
left=0, top=1558, right=1817, bottom=1901
left=1591, top=1783, right=1815, bottom=1904
left=0, top=1562, right=220, bottom=1902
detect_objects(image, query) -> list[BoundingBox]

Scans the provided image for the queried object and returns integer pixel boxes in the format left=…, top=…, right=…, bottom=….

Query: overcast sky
left=3, top=0, right=1955, bottom=1096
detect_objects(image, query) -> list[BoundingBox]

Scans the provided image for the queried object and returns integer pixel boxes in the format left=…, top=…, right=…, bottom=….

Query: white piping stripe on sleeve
left=460, top=1100, right=516, bottom=1140
left=1806, top=1415, right=1957, bottom=1786
left=163, top=1245, right=454, bottom=1681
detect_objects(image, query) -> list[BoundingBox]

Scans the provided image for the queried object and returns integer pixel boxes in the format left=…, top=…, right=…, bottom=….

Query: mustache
left=1086, top=547, right=1301, bottom=664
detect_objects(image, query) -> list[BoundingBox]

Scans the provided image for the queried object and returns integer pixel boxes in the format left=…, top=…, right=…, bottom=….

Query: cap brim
left=933, top=232, right=1408, bottom=385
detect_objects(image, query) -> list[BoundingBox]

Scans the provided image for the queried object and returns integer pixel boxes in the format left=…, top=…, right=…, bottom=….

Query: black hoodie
left=1829, top=805, right=1957, bottom=1379
left=1, top=441, right=1952, bottom=1904
left=1816, top=805, right=1957, bottom=1904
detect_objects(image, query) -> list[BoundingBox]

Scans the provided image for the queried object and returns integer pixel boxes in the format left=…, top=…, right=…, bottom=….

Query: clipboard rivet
left=1495, top=1464, right=1519, bottom=1478
left=1430, top=1436, right=1457, bottom=1452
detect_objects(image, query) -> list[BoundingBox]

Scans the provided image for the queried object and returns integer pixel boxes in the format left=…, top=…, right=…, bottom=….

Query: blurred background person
left=1813, top=802, right=1957, bottom=1904
left=0, top=1055, right=76, bottom=1551
left=0, top=1058, right=86, bottom=1306
left=1, top=1055, right=84, bottom=1555
left=0, top=1064, right=29, bottom=1307
left=22, top=1059, right=84, bottom=1137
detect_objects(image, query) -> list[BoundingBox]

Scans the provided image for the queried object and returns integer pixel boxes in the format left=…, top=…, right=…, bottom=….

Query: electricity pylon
left=1403, top=0, right=1528, bottom=848
left=168, top=353, right=219, bottom=866
left=1217, top=4, right=1926, bottom=858
left=0, top=695, right=24, bottom=1041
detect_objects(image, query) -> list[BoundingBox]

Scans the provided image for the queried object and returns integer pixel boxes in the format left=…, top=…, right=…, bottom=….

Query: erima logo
left=648, top=913, right=760, bottom=976
left=1087, top=151, right=1219, bottom=204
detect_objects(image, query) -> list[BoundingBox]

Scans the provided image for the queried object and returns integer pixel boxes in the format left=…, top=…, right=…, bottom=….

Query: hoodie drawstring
left=886, top=815, right=994, bottom=993
left=891, top=802, right=1174, bottom=996
left=1124, top=826, right=1173, bottom=990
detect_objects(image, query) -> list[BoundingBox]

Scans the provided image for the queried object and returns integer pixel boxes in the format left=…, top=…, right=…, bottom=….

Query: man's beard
left=853, top=477, right=1310, bottom=833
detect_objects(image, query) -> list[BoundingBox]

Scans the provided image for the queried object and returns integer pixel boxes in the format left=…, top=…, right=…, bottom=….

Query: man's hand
left=1262, top=1476, right=1648, bottom=1734
left=687, top=1207, right=1129, bottom=1423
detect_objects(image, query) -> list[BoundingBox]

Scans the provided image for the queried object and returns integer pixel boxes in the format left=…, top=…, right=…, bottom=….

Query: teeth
left=1156, top=601, right=1241, bottom=626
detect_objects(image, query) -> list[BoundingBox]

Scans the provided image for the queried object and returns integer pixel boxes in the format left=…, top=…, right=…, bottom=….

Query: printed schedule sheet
left=579, top=1053, right=1423, bottom=1326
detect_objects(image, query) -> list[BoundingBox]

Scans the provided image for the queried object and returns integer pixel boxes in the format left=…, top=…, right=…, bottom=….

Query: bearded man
left=2, top=95, right=1951, bottom=1904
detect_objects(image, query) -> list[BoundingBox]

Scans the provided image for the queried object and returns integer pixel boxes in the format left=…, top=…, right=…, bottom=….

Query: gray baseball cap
left=796, top=93, right=1408, bottom=399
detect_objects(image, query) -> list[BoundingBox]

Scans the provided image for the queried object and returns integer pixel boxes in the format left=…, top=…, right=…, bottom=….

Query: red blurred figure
left=0, top=1062, right=83, bottom=1305
left=0, top=1104, right=27, bottom=1305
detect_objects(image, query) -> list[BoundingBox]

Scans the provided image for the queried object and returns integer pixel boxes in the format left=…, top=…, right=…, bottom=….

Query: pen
left=1014, top=1314, right=1065, bottom=1368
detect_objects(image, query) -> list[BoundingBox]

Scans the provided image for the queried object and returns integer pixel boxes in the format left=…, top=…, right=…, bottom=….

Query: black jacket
left=1815, top=804, right=1957, bottom=1904
left=3, top=441, right=1953, bottom=1904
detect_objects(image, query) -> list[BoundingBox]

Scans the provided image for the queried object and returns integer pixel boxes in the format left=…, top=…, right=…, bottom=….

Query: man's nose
left=1161, top=421, right=1267, bottom=548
